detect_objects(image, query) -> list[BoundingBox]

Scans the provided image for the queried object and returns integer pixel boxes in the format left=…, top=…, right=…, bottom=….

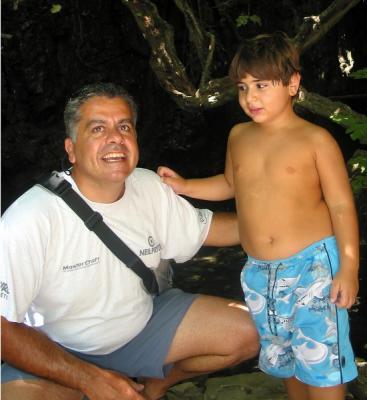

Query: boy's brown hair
left=229, top=31, right=301, bottom=85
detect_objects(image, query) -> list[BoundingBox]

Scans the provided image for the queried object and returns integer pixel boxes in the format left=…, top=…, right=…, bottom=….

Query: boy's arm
left=157, top=135, right=235, bottom=201
left=157, top=168, right=233, bottom=200
left=315, top=129, right=359, bottom=308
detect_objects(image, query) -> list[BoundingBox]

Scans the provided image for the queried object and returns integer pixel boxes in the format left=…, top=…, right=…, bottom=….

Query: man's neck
left=71, top=172, right=126, bottom=204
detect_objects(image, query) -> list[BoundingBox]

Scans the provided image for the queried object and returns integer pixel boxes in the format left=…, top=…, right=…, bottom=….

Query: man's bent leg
left=143, top=294, right=259, bottom=400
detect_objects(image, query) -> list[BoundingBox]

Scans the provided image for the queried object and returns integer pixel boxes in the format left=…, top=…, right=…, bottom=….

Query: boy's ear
left=288, top=73, right=301, bottom=96
left=64, top=138, right=76, bottom=164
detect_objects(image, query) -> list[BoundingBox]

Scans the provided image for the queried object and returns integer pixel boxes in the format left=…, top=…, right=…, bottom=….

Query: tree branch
left=173, top=0, right=210, bottom=68
left=295, top=86, right=366, bottom=130
left=121, top=0, right=364, bottom=129
left=295, top=0, right=361, bottom=53
left=122, top=0, right=196, bottom=97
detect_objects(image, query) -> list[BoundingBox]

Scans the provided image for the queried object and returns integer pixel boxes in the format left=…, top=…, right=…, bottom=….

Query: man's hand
left=1, top=317, right=146, bottom=400
left=157, top=166, right=187, bottom=195
left=83, top=367, right=145, bottom=400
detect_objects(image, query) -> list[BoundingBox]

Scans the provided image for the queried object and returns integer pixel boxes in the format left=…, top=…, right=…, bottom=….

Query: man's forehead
left=80, top=96, right=133, bottom=116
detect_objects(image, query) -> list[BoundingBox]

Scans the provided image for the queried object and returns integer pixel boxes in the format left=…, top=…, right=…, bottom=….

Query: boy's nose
left=246, top=89, right=257, bottom=102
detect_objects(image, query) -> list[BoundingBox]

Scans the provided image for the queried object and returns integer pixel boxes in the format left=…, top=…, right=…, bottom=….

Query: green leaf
left=330, top=114, right=367, bottom=144
left=50, top=4, right=62, bottom=14
left=349, top=68, right=367, bottom=79
left=236, top=14, right=261, bottom=28
left=348, top=154, right=367, bottom=195
left=249, top=15, right=262, bottom=26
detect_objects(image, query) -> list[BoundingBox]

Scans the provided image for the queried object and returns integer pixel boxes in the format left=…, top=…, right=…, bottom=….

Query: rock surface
left=164, top=365, right=367, bottom=400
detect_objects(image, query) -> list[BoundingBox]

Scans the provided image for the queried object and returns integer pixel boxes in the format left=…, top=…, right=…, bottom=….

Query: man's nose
left=106, top=127, right=124, bottom=143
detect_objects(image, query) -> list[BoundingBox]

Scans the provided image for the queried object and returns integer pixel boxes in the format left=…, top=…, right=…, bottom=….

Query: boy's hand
left=330, top=269, right=359, bottom=309
left=157, top=166, right=187, bottom=194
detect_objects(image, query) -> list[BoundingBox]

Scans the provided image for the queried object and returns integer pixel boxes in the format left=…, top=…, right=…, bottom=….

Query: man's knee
left=237, top=321, right=260, bottom=361
left=225, top=302, right=260, bottom=361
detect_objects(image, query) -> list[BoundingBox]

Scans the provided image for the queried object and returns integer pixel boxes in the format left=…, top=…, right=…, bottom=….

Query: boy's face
left=237, top=73, right=300, bottom=124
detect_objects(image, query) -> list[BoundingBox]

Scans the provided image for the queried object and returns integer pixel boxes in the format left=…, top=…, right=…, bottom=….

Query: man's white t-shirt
left=1, top=168, right=212, bottom=354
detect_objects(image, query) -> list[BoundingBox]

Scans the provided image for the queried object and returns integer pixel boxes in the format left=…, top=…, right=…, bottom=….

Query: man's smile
left=101, top=152, right=127, bottom=162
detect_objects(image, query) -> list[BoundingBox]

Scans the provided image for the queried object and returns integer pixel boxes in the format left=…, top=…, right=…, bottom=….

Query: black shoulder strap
left=39, top=171, right=159, bottom=296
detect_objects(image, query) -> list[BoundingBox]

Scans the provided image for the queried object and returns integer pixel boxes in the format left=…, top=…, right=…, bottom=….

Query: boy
left=158, top=32, right=359, bottom=400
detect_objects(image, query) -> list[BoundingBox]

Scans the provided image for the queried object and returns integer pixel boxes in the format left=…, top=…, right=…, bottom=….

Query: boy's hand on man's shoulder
left=157, top=166, right=186, bottom=194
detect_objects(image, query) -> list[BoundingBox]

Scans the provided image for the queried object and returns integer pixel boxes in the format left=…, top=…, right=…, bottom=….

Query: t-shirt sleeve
left=1, top=196, right=48, bottom=323
left=157, top=181, right=213, bottom=263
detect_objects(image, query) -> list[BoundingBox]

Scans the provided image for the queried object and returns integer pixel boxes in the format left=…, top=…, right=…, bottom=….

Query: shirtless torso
left=227, top=117, right=333, bottom=260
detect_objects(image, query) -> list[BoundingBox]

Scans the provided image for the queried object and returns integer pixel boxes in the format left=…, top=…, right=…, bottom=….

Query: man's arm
left=315, top=129, right=359, bottom=308
left=204, top=212, right=240, bottom=246
left=1, top=317, right=144, bottom=400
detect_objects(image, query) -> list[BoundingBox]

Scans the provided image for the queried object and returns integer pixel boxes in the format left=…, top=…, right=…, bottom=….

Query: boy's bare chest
left=230, top=136, right=317, bottom=188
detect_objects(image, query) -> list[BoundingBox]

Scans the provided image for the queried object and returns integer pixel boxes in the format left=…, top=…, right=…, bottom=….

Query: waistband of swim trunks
left=246, top=236, right=336, bottom=267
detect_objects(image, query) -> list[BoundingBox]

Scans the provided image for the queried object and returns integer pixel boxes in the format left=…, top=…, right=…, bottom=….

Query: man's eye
left=119, top=124, right=131, bottom=132
left=92, top=126, right=104, bottom=133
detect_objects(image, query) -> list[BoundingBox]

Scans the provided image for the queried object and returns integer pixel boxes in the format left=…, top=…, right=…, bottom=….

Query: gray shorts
left=2, top=288, right=198, bottom=384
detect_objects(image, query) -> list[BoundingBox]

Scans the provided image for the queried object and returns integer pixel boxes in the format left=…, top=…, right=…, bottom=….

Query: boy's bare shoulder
left=296, top=117, right=336, bottom=146
left=229, top=121, right=255, bottom=140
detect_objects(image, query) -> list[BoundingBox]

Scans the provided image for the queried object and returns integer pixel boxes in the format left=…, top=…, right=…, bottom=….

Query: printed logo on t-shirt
left=1, top=281, right=9, bottom=300
left=139, top=236, right=161, bottom=256
left=198, top=210, right=208, bottom=224
left=62, top=257, right=100, bottom=272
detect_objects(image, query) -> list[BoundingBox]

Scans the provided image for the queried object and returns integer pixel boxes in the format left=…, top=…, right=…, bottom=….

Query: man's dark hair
left=64, top=82, right=138, bottom=142
left=229, top=31, right=301, bottom=86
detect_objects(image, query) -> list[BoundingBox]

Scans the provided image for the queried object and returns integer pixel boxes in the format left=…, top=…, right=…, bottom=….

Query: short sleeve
left=1, top=191, right=49, bottom=322
left=158, top=182, right=213, bottom=262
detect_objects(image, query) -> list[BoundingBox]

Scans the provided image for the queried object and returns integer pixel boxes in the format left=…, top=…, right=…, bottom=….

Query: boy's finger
left=329, top=284, right=339, bottom=303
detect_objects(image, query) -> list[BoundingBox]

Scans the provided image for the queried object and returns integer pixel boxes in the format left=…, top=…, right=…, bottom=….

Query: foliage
left=349, top=68, right=367, bottom=79
left=50, top=4, right=62, bottom=14
left=330, top=113, right=367, bottom=143
left=340, top=68, right=367, bottom=195
left=235, top=14, right=262, bottom=28
left=348, top=153, right=367, bottom=196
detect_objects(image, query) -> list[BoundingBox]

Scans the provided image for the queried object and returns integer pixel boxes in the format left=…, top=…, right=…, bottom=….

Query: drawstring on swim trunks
left=266, top=263, right=282, bottom=336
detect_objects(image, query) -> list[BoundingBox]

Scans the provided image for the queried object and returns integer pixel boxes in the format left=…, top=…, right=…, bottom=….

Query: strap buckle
left=40, top=171, right=72, bottom=197
left=84, top=211, right=103, bottom=230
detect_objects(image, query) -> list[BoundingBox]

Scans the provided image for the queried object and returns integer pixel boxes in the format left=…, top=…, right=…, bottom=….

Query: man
left=1, top=83, right=259, bottom=400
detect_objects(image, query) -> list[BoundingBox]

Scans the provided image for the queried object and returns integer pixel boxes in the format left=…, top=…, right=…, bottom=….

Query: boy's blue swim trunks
left=240, top=236, right=357, bottom=387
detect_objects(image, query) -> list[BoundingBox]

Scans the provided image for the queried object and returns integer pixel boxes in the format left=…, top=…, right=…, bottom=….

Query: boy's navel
left=286, top=166, right=296, bottom=174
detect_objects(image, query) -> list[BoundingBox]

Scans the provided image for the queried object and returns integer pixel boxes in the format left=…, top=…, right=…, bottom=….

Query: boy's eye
left=256, top=83, right=268, bottom=89
left=238, top=85, right=247, bottom=92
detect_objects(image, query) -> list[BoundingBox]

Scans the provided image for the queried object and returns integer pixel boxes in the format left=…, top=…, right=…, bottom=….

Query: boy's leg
left=308, top=383, right=346, bottom=400
left=284, top=378, right=346, bottom=400
left=283, top=377, right=308, bottom=400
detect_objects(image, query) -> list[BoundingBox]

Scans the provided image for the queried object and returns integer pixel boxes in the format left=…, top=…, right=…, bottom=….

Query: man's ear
left=64, top=138, right=76, bottom=164
left=289, top=72, right=301, bottom=97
